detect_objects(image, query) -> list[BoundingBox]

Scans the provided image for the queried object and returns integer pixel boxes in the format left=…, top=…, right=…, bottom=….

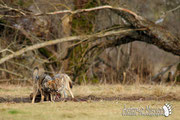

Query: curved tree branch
left=0, top=28, right=139, bottom=64
left=34, top=5, right=179, bottom=56
left=0, top=5, right=179, bottom=65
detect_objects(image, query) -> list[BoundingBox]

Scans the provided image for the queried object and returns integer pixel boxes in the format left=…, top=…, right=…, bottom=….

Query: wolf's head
left=45, top=80, right=58, bottom=93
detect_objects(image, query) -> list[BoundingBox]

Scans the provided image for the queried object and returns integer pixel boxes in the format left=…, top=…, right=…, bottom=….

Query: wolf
left=41, top=75, right=58, bottom=102
left=31, top=67, right=57, bottom=103
left=53, top=73, right=74, bottom=99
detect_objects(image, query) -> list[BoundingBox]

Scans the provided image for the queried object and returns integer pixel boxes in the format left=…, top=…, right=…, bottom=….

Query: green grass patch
left=0, top=101, right=179, bottom=120
left=8, top=109, right=21, bottom=114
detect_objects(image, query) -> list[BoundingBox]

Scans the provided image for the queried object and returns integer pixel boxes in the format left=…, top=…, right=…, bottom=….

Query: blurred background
left=0, top=0, right=179, bottom=85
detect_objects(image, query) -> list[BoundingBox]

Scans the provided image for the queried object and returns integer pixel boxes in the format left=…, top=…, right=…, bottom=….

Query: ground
left=0, top=84, right=180, bottom=120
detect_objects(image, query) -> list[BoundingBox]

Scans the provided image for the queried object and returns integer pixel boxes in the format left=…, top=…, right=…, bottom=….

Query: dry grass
left=0, top=84, right=180, bottom=120
left=0, top=100, right=180, bottom=120
left=0, top=84, right=180, bottom=100
left=73, top=84, right=180, bottom=100
left=0, top=84, right=31, bottom=97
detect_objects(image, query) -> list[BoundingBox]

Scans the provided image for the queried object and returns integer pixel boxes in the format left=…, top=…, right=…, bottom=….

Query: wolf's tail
left=33, top=67, right=39, bottom=82
left=69, top=80, right=73, bottom=88
left=65, top=75, right=73, bottom=88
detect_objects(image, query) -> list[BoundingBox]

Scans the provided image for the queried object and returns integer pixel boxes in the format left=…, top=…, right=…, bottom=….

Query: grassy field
left=0, top=84, right=180, bottom=120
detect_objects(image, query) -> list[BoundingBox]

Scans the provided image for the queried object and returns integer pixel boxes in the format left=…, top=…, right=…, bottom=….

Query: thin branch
left=0, top=78, right=32, bottom=84
left=166, top=5, right=180, bottom=14
left=7, top=61, right=32, bottom=72
left=155, top=5, right=180, bottom=24
left=0, top=48, right=14, bottom=54
left=0, top=68, right=23, bottom=77
left=34, top=5, right=140, bottom=19
left=0, top=3, right=26, bottom=16
left=151, top=61, right=179, bottom=80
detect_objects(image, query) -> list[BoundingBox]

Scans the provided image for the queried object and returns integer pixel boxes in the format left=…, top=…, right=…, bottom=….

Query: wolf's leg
left=50, top=93, right=55, bottom=102
left=46, top=93, right=49, bottom=101
left=53, top=93, right=56, bottom=101
left=60, top=87, right=67, bottom=98
left=65, top=87, right=74, bottom=98
left=58, top=86, right=65, bottom=98
left=60, top=91, right=64, bottom=98
left=63, top=90, right=68, bottom=98
left=41, top=95, right=45, bottom=102
left=32, top=85, right=38, bottom=103
left=68, top=89, right=74, bottom=98
left=40, top=89, right=45, bottom=102
left=32, top=90, right=38, bottom=103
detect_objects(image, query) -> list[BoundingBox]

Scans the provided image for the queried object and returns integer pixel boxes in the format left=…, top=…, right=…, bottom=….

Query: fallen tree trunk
left=0, top=5, right=179, bottom=65
left=35, top=5, right=180, bottom=56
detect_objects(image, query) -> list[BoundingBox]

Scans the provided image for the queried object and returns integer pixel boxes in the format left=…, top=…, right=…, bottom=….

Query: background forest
left=0, top=0, right=179, bottom=85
